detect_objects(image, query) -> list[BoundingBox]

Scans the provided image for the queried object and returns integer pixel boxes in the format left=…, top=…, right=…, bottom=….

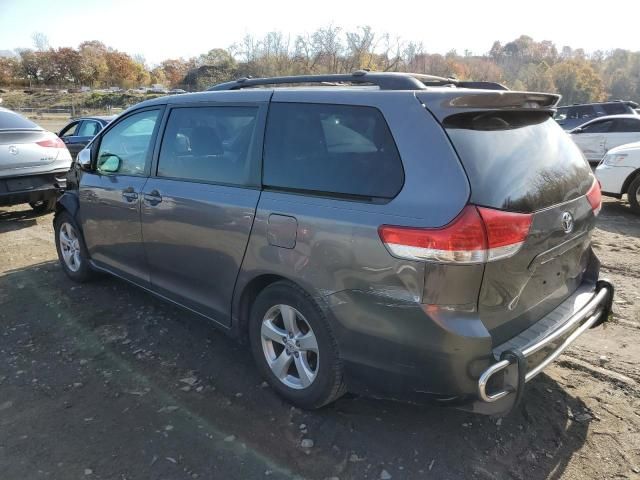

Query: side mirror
left=78, top=148, right=92, bottom=171
left=97, top=153, right=121, bottom=173
left=572, top=127, right=583, bottom=134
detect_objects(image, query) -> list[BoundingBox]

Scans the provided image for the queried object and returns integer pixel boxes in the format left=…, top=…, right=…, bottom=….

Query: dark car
left=554, top=101, right=639, bottom=130
left=58, top=116, right=114, bottom=159
left=53, top=72, right=613, bottom=415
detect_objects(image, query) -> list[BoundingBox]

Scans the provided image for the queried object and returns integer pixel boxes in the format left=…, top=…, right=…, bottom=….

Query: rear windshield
left=0, top=109, right=40, bottom=130
left=444, top=111, right=593, bottom=212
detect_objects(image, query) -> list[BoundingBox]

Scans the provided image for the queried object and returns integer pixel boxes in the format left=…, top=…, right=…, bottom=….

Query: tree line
left=1, top=28, right=639, bottom=105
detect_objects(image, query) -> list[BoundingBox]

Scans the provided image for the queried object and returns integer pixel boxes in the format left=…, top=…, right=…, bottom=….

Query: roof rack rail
left=208, top=71, right=509, bottom=91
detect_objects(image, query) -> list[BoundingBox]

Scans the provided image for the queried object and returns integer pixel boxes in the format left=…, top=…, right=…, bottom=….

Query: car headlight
left=603, top=153, right=628, bottom=166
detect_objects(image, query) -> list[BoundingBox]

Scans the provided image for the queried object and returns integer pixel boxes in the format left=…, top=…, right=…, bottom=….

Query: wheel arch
left=55, top=190, right=80, bottom=219
left=231, top=273, right=329, bottom=343
left=622, top=168, right=640, bottom=195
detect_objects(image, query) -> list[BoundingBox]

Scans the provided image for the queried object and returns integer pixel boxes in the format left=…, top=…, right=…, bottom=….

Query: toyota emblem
left=561, top=211, right=574, bottom=234
left=8, top=145, right=18, bottom=155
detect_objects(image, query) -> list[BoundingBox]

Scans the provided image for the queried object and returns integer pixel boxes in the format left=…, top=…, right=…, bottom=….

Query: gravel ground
left=0, top=198, right=638, bottom=480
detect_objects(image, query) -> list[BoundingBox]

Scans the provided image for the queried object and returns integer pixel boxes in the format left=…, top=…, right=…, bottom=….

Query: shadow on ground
left=0, top=205, right=45, bottom=233
left=0, top=261, right=591, bottom=479
left=597, top=199, right=640, bottom=239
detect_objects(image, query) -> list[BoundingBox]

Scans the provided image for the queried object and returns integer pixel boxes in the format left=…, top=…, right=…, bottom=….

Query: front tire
left=249, top=281, right=346, bottom=409
left=54, top=210, right=96, bottom=282
left=628, top=175, right=640, bottom=215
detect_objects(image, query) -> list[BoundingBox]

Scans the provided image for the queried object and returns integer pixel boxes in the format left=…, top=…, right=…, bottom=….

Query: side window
left=567, top=105, right=597, bottom=120
left=96, top=109, right=160, bottom=176
left=157, top=106, right=259, bottom=186
left=612, top=118, right=640, bottom=133
left=77, top=120, right=101, bottom=137
left=263, top=103, right=404, bottom=199
left=601, top=103, right=628, bottom=115
left=581, top=120, right=612, bottom=133
left=59, top=121, right=79, bottom=137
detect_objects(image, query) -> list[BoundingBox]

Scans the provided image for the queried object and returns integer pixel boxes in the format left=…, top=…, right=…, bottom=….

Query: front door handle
left=143, top=190, right=162, bottom=206
left=122, top=187, right=138, bottom=202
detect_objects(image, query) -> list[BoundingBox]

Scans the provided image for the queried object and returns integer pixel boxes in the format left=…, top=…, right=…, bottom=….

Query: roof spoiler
left=417, top=90, right=561, bottom=121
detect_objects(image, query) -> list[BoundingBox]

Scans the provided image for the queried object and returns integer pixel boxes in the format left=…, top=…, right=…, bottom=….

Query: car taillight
left=586, top=179, right=602, bottom=216
left=378, top=205, right=532, bottom=264
left=37, top=137, right=66, bottom=148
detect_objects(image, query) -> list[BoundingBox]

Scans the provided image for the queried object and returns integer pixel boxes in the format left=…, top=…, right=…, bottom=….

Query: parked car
left=58, top=116, right=114, bottom=159
left=595, top=141, right=640, bottom=214
left=53, top=72, right=613, bottom=414
left=569, top=114, right=640, bottom=165
left=0, top=107, right=72, bottom=213
left=554, top=101, right=638, bottom=130
left=169, top=88, right=187, bottom=95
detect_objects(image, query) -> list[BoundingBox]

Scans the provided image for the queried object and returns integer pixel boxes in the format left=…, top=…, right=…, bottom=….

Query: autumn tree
left=552, top=60, right=605, bottom=104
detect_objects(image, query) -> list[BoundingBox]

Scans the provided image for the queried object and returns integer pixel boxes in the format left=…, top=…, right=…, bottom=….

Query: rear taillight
left=586, top=179, right=602, bottom=216
left=477, top=207, right=533, bottom=261
left=37, top=137, right=66, bottom=149
left=378, top=205, right=532, bottom=264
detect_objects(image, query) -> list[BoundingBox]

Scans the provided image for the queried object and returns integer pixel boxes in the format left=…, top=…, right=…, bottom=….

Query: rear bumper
left=326, top=276, right=613, bottom=412
left=0, top=172, right=67, bottom=206
left=474, top=279, right=613, bottom=414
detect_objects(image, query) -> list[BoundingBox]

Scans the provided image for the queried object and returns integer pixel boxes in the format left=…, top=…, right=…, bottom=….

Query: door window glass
left=59, top=122, right=79, bottom=137
left=96, top=109, right=160, bottom=176
left=157, top=106, right=259, bottom=186
left=580, top=120, right=613, bottom=133
left=77, top=120, right=101, bottom=137
left=612, top=118, right=640, bottom=133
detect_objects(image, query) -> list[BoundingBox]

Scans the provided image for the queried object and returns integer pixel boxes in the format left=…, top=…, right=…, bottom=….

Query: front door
left=79, top=107, right=163, bottom=283
left=573, top=118, right=614, bottom=162
left=141, top=103, right=266, bottom=325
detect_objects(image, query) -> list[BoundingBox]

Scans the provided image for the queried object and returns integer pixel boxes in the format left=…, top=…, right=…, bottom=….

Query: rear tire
left=249, top=281, right=346, bottom=409
left=29, top=196, right=57, bottom=214
left=54, top=210, right=96, bottom=282
left=628, top=175, right=640, bottom=215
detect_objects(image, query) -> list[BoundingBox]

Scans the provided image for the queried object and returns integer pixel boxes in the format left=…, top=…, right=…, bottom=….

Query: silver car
left=0, top=108, right=72, bottom=212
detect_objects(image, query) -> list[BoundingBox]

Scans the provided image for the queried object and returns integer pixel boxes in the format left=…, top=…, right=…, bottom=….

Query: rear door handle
left=122, top=188, right=138, bottom=202
left=143, top=190, right=162, bottom=206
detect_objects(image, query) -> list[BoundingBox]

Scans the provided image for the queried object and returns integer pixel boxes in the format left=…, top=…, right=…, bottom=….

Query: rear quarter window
left=263, top=103, right=404, bottom=200
left=601, top=103, right=629, bottom=115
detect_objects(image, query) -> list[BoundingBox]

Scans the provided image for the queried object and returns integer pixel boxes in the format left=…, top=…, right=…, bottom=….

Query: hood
left=607, top=141, right=640, bottom=155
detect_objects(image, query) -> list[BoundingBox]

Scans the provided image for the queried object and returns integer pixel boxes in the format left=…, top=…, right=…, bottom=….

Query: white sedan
left=595, top=141, right=640, bottom=214
left=570, top=114, right=640, bottom=165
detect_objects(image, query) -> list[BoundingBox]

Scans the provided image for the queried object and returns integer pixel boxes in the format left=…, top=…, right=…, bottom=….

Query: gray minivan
left=54, top=72, right=613, bottom=415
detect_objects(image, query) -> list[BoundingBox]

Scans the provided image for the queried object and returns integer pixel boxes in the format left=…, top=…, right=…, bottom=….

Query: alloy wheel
left=260, top=304, right=319, bottom=389
left=59, top=222, right=82, bottom=272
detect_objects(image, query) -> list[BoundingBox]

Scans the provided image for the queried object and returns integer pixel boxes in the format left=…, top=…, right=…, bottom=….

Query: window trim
left=261, top=101, right=405, bottom=202
left=59, top=120, right=80, bottom=137
left=151, top=101, right=268, bottom=189
left=92, top=106, right=165, bottom=178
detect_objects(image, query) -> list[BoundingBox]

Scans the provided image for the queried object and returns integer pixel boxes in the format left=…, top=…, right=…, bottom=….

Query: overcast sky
left=1, top=0, right=639, bottom=65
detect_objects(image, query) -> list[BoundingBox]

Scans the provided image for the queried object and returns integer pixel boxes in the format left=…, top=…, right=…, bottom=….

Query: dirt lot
left=0, top=198, right=638, bottom=480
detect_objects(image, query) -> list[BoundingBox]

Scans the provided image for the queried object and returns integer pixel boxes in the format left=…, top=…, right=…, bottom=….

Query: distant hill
left=0, top=50, right=16, bottom=58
